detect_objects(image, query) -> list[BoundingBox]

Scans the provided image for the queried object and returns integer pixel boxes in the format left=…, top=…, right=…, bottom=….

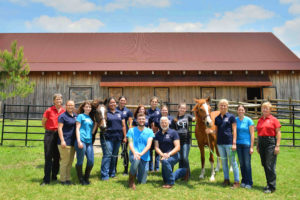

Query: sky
left=1, top=0, right=300, bottom=58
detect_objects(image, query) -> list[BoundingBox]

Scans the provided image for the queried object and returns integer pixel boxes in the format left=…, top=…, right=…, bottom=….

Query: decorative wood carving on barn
left=154, top=87, right=169, bottom=103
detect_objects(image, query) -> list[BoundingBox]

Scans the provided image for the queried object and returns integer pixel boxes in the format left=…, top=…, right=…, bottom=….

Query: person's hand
left=205, top=128, right=212, bottom=135
left=274, top=146, right=280, bottom=155
left=123, top=137, right=127, bottom=144
left=61, top=141, right=67, bottom=148
left=232, top=144, right=236, bottom=151
left=249, top=147, right=254, bottom=155
left=78, top=141, right=84, bottom=149
left=134, top=152, right=141, bottom=160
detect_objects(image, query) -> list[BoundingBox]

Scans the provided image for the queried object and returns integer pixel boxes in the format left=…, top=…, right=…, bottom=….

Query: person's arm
left=76, top=121, right=83, bottom=149
left=92, top=122, right=98, bottom=136
left=139, top=138, right=153, bottom=156
left=128, top=117, right=133, bottom=129
left=122, top=119, right=127, bottom=143
left=249, top=125, right=255, bottom=154
left=169, top=139, right=180, bottom=157
left=58, top=122, right=66, bottom=148
left=154, top=140, right=164, bottom=158
left=42, top=117, right=47, bottom=129
left=274, top=127, right=281, bottom=155
left=232, top=122, right=237, bottom=151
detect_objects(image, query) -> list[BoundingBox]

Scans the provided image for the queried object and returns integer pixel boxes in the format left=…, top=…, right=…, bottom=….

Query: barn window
left=154, top=87, right=169, bottom=104
left=201, top=87, right=216, bottom=99
left=69, top=86, right=93, bottom=104
left=108, top=87, right=123, bottom=99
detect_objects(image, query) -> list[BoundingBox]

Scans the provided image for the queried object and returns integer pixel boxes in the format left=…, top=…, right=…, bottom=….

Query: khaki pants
left=58, top=145, right=75, bottom=182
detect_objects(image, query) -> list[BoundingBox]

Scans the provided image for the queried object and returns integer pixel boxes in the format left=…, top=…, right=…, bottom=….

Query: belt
left=46, top=129, right=58, bottom=133
left=259, top=136, right=275, bottom=139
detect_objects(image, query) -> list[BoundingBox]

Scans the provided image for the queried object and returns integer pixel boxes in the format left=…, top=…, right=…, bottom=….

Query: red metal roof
left=0, top=33, right=299, bottom=71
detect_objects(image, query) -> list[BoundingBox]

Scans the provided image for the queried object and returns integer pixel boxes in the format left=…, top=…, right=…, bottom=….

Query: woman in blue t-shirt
left=236, top=104, right=255, bottom=189
left=75, top=101, right=97, bottom=185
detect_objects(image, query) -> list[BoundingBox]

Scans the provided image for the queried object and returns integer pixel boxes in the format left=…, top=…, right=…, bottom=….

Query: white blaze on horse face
left=100, top=106, right=107, bottom=128
left=203, top=102, right=212, bottom=127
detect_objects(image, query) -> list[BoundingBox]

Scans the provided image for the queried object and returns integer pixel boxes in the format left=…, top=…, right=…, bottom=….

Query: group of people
left=40, top=94, right=281, bottom=193
left=206, top=99, right=281, bottom=193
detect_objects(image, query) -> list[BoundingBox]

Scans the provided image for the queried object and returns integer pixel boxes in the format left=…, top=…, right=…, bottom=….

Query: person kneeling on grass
left=127, top=113, right=154, bottom=190
left=154, top=117, right=189, bottom=189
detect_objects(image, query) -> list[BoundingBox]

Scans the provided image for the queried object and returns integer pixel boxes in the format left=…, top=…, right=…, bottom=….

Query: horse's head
left=192, top=97, right=213, bottom=128
left=92, top=99, right=107, bottom=132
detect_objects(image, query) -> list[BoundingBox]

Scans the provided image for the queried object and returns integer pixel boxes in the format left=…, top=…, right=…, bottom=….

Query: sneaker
left=60, top=181, right=66, bottom=185
left=245, top=185, right=252, bottom=189
left=222, top=179, right=230, bottom=187
left=231, top=182, right=240, bottom=189
left=65, top=181, right=72, bottom=185
left=264, top=188, right=275, bottom=193
left=40, top=181, right=49, bottom=186
left=240, top=183, right=246, bottom=188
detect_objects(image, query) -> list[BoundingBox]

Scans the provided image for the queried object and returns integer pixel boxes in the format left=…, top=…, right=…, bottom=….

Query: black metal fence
left=1, top=101, right=299, bottom=147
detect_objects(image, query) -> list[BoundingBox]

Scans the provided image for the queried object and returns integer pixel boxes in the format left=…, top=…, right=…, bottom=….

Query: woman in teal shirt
left=236, top=105, right=255, bottom=189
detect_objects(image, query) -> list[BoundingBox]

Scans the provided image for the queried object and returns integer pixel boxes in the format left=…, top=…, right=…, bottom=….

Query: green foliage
left=0, top=40, right=35, bottom=100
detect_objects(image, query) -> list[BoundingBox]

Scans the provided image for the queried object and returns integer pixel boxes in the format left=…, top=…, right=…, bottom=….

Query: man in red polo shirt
left=41, top=93, right=65, bottom=186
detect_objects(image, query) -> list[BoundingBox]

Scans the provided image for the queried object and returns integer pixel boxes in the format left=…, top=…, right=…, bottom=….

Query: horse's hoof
left=199, top=175, right=204, bottom=179
left=215, top=168, right=219, bottom=172
left=209, top=176, right=215, bottom=182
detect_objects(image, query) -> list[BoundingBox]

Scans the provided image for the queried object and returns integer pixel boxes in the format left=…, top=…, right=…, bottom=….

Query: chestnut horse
left=193, top=98, right=220, bottom=181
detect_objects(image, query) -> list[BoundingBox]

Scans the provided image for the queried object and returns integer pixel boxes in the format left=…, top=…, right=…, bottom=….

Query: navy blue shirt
left=58, top=112, right=77, bottom=146
left=154, top=115, right=173, bottom=130
left=104, top=110, right=125, bottom=141
left=132, top=115, right=150, bottom=128
left=117, top=106, right=133, bottom=131
left=147, top=108, right=160, bottom=127
left=154, top=128, right=179, bottom=153
left=170, top=114, right=193, bottom=144
left=215, top=112, right=236, bottom=145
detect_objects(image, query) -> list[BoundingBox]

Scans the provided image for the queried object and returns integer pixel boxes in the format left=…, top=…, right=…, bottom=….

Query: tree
left=0, top=40, right=35, bottom=100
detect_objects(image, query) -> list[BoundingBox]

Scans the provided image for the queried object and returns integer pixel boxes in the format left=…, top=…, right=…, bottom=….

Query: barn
left=0, top=32, right=300, bottom=108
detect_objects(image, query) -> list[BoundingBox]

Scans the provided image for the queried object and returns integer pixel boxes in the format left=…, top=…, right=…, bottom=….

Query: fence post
left=25, top=105, right=30, bottom=147
left=289, top=97, right=292, bottom=124
left=1, top=104, right=6, bottom=145
left=292, top=105, right=295, bottom=147
left=254, top=97, right=257, bottom=117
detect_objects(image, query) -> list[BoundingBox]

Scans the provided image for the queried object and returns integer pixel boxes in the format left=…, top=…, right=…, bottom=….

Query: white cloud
left=134, top=5, right=274, bottom=32
left=280, top=0, right=300, bottom=15
left=274, top=17, right=300, bottom=48
left=104, top=0, right=171, bottom=12
left=204, top=5, right=274, bottom=31
left=32, top=0, right=101, bottom=13
left=25, top=15, right=104, bottom=32
left=134, top=19, right=203, bottom=32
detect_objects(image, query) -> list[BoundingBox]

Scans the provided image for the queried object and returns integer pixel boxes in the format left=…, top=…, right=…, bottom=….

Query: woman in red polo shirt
left=257, top=102, right=281, bottom=193
left=41, top=93, right=65, bottom=185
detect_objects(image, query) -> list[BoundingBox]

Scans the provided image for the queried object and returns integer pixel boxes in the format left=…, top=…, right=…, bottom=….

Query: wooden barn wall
left=269, top=71, right=300, bottom=100
left=101, top=86, right=247, bottom=105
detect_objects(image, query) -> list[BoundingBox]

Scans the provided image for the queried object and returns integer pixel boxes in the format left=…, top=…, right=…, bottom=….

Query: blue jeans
left=237, top=144, right=253, bottom=186
left=75, top=141, right=94, bottom=167
left=161, top=153, right=187, bottom=185
left=217, top=144, right=239, bottom=182
left=129, top=153, right=149, bottom=184
left=149, top=148, right=160, bottom=171
left=179, top=143, right=191, bottom=173
left=100, top=137, right=121, bottom=180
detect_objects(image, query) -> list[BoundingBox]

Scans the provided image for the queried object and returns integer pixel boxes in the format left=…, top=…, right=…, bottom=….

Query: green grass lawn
left=0, top=120, right=300, bottom=199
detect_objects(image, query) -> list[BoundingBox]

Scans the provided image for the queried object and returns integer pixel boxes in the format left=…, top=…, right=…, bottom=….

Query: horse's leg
left=208, top=135, right=215, bottom=182
left=213, top=135, right=221, bottom=172
left=199, top=143, right=205, bottom=179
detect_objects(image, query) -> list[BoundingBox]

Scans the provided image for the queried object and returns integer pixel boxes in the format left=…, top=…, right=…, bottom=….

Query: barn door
left=154, top=87, right=169, bottom=104
left=201, top=87, right=216, bottom=99
left=108, top=87, right=123, bottom=99
left=263, top=87, right=277, bottom=100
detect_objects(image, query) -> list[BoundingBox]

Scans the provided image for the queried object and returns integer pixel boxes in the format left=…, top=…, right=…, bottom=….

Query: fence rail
left=1, top=100, right=300, bottom=147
